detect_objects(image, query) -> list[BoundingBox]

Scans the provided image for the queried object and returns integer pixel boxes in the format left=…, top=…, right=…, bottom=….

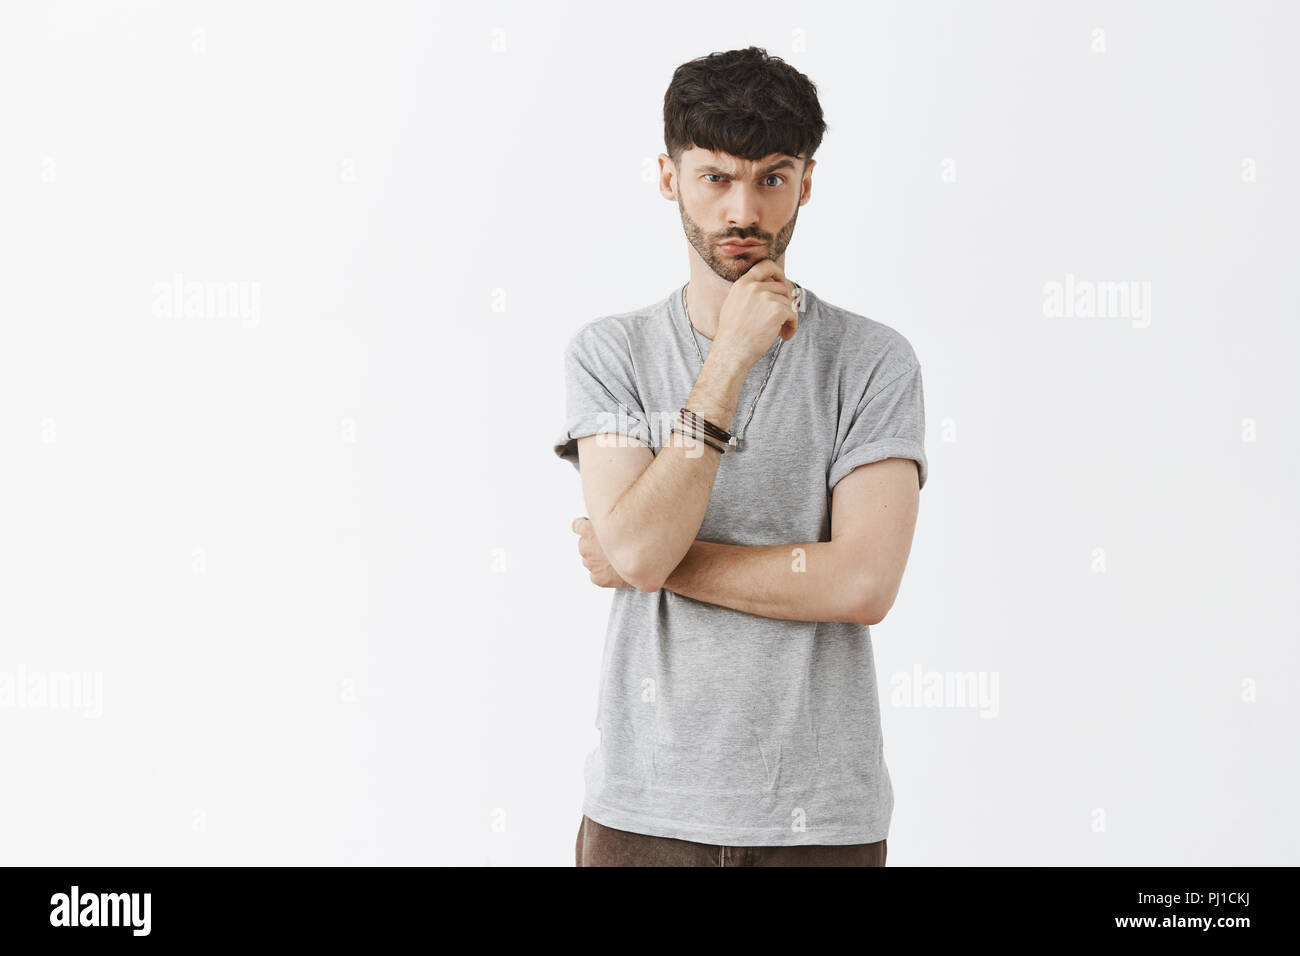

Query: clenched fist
left=571, top=516, right=631, bottom=589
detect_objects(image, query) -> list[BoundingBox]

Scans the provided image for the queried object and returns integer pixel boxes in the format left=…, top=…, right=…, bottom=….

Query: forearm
left=605, top=349, right=750, bottom=591
left=660, top=538, right=871, bottom=624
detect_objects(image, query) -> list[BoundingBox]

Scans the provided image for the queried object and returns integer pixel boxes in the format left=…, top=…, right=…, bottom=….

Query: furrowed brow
left=697, top=158, right=797, bottom=177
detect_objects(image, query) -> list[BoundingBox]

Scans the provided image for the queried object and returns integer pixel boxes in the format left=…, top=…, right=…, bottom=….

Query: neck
left=684, top=252, right=791, bottom=341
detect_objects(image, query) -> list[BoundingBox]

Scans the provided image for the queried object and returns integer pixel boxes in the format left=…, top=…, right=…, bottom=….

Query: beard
left=677, top=196, right=800, bottom=282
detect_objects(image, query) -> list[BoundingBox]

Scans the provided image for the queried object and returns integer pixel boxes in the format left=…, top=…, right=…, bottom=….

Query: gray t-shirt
left=553, top=282, right=927, bottom=846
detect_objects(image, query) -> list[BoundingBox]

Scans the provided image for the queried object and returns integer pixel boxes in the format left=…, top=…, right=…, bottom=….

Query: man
left=553, top=46, right=927, bottom=867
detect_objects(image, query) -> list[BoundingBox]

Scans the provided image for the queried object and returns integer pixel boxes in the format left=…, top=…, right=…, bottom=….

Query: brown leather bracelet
left=670, top=423, right=725, bottom=454
left=677, top=413, right=730, bottom=448
left=681, top=408, right=730, bottom=442
left=680, top=407, right=731, bottom=443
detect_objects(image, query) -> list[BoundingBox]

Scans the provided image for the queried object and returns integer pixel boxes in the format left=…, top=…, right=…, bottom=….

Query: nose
left=725, top=183, right=762, bottom=232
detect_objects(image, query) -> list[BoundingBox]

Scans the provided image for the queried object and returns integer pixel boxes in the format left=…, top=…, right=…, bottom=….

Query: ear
left=800, top=158, right=816, bottom=204
left=658, top=153, right=678, bottom=201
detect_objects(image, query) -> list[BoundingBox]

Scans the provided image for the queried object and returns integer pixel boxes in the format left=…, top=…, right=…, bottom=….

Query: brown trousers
left=574, top=814, right=887, bottom=867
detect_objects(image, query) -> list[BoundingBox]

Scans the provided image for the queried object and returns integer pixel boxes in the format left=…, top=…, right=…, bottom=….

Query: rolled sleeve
left=552, top=321, right=654, bottom=472
left=827, top=362, right=928, bottom=492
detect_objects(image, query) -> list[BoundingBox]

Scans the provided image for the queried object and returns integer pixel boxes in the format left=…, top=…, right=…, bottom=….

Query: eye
left=703, top=174, right=726, bottom=184
left=764, top=175, right=786, bottom=187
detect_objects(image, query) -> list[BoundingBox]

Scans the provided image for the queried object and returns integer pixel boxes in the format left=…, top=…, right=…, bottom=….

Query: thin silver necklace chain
left=680, top=282, right=800, bottom=450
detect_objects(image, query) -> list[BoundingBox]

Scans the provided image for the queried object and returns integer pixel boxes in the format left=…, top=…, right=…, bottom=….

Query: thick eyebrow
left=696, top=158, right=797, bottom=178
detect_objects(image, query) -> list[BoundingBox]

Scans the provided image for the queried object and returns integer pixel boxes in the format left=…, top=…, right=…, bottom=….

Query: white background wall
left=1, top=0, right=1295, bottom=865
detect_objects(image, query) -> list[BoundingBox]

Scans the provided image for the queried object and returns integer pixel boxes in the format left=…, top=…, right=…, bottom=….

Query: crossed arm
left=574, top=455, right=921, bottom=627
left=661, top=538, right=865, bottom=624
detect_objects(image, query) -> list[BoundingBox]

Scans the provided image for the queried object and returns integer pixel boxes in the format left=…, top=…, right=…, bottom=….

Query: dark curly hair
left=663, top=46, right=829, bottom=173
